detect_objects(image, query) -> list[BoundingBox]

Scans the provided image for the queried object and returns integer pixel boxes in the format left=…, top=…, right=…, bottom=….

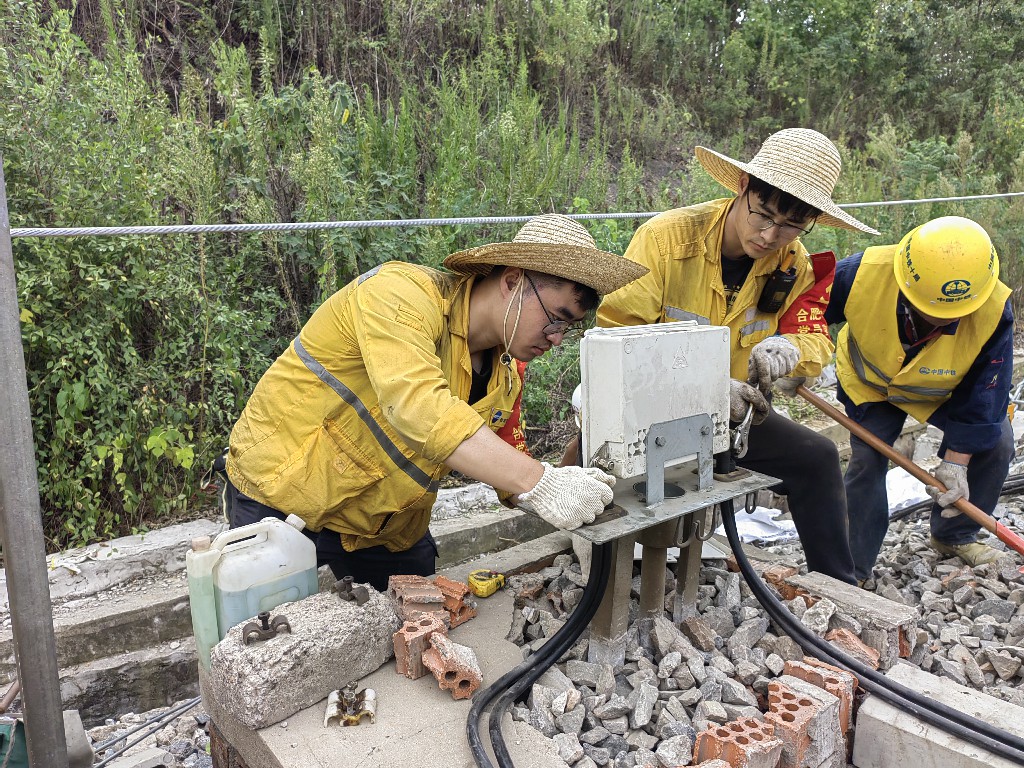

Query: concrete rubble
left=206, top=589, right=400, bottom=728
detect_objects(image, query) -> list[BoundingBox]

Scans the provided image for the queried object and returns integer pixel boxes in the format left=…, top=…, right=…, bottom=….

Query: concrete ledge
left=61, top=637, right=199, bottom=726
left=433, top=507, right=556, bottom=568
left=853, top=661, right=1024, bottom=768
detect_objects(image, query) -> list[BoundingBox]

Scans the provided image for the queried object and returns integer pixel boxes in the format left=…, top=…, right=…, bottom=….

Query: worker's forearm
left=445, top=426, right=544, bottom=498
left=943, top=449, right=972, bottom=466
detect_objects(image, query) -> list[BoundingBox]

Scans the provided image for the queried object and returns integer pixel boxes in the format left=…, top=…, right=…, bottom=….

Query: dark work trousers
left=736, top=407, right=856, bottom=584
left=844, top=401, right=1014, bottom=581
left=223, top=479, right=437, bottom=592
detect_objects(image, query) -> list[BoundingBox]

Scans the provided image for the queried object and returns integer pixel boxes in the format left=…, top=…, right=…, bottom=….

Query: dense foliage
left=1, top=0, right=1022, bottom=548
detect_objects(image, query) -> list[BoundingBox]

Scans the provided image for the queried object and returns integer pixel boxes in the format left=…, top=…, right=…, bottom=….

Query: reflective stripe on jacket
left=596, top=198, right=833, bottom=379
left=835, top=245, right=1011, bottom=422
left=226, top=262, right=523, bottom=552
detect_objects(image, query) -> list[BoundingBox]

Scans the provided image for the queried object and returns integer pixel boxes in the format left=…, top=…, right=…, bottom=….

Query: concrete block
left=854, top=661, right=1024, bottom=768
left=772, top=675, right=844, bottom=767
left=64, top=709, right=95, bottom=768
left=421, top=633, right=483, bottom=700
left=393, top=613, right=448, bottom=679
left=694, top=717, right=783, bottom=767
left=433, top=575, right=478, bottom=628
left=784, top=572, right=918, bottom=669
left=103, top=747, right=175, bottom=768
left=432, top=506, right=556, bottom=567
left=207, top=590, right=399, bottom=728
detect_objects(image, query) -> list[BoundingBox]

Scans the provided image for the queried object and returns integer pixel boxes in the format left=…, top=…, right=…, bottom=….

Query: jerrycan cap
left=191, top=535, right=212, bottom=552
left=284, top=514, right=307, bottom=532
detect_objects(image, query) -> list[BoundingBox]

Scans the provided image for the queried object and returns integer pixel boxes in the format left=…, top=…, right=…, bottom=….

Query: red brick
left=784, top=658, right=857, bottom=735
left=766, top=679, right=828, bottom=768
left=433, top=575, right=478, bottom=628
left=393, top=613, right=448, bottom=680
left=694, top=718, right=782, bottom=768
left=825, top=628, right=881, bottom=670
left=421, top=633, right=483, bottom=700
left=387, top=574, right=447, bottom=622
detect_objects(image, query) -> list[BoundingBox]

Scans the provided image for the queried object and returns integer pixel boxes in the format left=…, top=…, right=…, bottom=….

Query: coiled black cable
left=722, top=497, right=1024, bottom=763
left=467, top=541, right=612, bottom=768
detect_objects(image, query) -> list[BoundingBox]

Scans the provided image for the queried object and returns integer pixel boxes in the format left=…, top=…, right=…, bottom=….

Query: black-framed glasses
left=525, top=273, right=578, bottom=337
left=745, top=191, right=816, bottom=239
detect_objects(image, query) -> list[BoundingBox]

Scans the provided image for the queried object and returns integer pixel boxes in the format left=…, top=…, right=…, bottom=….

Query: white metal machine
left=571, top=322, right=778, bottom=664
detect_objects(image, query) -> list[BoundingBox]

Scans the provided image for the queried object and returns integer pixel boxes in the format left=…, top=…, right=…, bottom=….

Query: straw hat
left=695, top=128, right=879, bottom=235
left=443, top=214, right=648, bottom=295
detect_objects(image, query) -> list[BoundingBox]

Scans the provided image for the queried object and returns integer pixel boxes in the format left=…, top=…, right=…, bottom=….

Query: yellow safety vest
left=226, top=262, right=523, bottom=552
left=597, top=198, right=833, bottom=379
left=836, top=245, right=1011, bottom=422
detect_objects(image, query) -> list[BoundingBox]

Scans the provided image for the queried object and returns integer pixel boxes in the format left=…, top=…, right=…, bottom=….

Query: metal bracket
left=324, top=682, right=377, bottom=726
left=333, top=576, right=370, bottom=605
left=241, top=611, right=291, bottom=645
left=643, top=413, right=714, bottom=506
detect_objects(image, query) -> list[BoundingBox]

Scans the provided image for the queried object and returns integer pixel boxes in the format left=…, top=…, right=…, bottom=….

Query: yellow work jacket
left=226, top=262, right=523, bottom=552
left=597, top=198, right=833, bottom=379
left=836, top=245, right=1012, bottom=422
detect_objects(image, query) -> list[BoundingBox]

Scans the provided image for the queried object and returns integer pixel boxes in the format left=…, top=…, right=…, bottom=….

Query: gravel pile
left=502, top=498, right=1024, bottom=768
left=86, top=701, right=211, bottom=768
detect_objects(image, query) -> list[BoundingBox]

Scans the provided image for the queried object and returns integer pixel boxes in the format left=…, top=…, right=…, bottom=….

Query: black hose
left=488, top=541, right=613, bottom=768
left=467, top=541, right=612, bottom=768
left=722, top=498, right=1024, bottom=763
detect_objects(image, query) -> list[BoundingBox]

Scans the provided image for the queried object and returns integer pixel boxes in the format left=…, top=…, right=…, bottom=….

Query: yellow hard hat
left=893, top=216, right=999, bottom=319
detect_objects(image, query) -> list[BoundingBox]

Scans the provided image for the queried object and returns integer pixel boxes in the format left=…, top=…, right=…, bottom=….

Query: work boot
left=929, top=536, right=1002, bottom=567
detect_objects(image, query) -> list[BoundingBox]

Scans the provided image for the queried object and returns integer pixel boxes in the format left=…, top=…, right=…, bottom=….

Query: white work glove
left=926, top=460, right=969, bottom=518
left=517, top=463, right=616, bottom=530
left=748, top=337, right=801, bottom=394
left=729, top=380, right=769, bottom=425
left=774, top=375, right=811, bottom=397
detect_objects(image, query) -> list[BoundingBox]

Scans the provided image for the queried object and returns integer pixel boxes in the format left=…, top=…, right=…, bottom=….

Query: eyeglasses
left=525, top=273, right=579, bottom=337
left=745, top=191, right=816, bottom=239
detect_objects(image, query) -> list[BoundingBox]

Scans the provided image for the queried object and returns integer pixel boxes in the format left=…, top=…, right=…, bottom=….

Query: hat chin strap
left=500, top=275, right=525, bottom=394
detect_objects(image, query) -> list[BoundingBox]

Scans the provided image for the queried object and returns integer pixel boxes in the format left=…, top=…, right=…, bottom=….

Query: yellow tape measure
left=468, top=569, right=505, bottom=598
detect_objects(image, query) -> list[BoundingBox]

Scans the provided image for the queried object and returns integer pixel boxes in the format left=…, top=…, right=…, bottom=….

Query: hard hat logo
left=892, top=216, right=1000, bottom=320
left=941, top=279, right=972, bottom=297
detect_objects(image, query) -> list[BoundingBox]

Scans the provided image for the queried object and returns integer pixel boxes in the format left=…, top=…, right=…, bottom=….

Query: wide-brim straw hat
left=443, top=214, right=648, bottom=295
left=695, top=128, right=879, bottom=235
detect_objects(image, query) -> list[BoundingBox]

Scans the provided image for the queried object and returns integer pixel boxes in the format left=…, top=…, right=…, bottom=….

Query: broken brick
left=433, top=575, right=478, bottom=628
left=825, top=628, right=881, bottom=670
left=393, top=613, right=448, bottom=680
left=766, top=678, right=836, bottom=768
left=421, top=633, right=483, bottom=700
left=784, top=658, right=858, bottom=734
left=694, top=717, right=783, bottom=768
left=387, top=574, right=447, bottom=622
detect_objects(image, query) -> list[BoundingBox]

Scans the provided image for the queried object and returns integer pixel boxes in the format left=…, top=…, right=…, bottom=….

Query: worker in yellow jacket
left=598, top=129, right=879, bottom=585
left=225, top=215, right=647, bottom=589
left=826, top=216, right=1015, bottom=577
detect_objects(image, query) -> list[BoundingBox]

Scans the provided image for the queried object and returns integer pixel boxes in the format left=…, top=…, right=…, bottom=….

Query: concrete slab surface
left=205, top=586, right=570, bottom=767
left=853, top=660, right=1024, bottom=768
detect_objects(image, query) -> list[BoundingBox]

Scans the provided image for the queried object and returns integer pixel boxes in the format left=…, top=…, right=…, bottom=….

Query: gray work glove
left=774, top=375, right=810, bottom=397
left=748, top=336, right=801, bottom=394
left=518, top=463, right=616, bottom=530
left=926, top=460, right=969, bottom=518
left=729, top=380, right=769, bottom=425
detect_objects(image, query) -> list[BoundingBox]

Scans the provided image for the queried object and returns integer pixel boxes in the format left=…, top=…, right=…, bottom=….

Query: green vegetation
left=1, top=0, right=1022, bottom=548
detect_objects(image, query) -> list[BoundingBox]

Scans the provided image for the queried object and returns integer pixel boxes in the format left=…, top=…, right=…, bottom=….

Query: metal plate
left=572, top=460, right=778, bottom=545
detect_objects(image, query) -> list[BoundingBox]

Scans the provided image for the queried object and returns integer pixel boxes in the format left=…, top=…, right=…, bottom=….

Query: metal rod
left=796, top=385, right=1024, bottom=559
left=0, top=679, right=20, bottom=714
left=0, top=156, right=70, bottom=767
